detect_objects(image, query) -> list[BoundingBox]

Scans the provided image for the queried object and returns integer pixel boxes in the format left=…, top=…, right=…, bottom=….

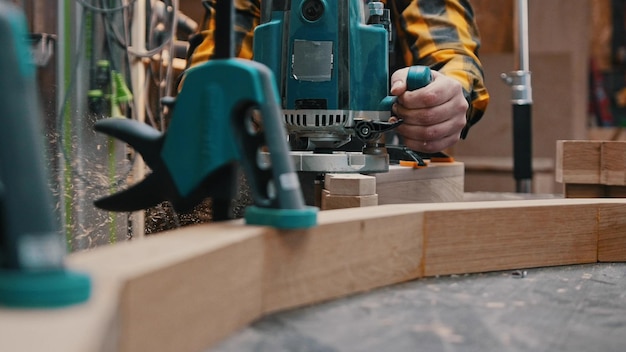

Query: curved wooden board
left=2, top=199, right=626, bottom=352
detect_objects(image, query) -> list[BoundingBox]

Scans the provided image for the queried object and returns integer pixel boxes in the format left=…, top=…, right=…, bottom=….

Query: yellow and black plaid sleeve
left=389, top=0, right=489, bottom=138
left=188, top=0, right=259, bottom=67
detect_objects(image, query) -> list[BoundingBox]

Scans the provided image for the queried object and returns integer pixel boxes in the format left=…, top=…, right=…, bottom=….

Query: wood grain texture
left=3, top=199, right=626, bottom=352
left=564, top=184, right=607, bottom=198
left=422, top=204, right=599, bottom=276
left=117, top=226, right=265, bottom=352
left=262, top=207, right=423, bottom=313
left=601, top=142, right=626, bottom=185
left=323, top=173, right=376, bottom=196
left=320, top=189, right=378, bottom=210
left=598, top=204, right=626, bottom=262
left=606, top=186, right=626, bottom=198
left=556, top=140, right=602, bottom=184
left=375, top=163, right=464, bottom=204
left=0, top=224, right=266, bottom=352
left=558, top=141, right=626, bottom=195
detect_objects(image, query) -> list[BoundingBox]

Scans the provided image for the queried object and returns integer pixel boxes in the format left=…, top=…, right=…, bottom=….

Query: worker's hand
left=389, top=68, right=469, bottom=153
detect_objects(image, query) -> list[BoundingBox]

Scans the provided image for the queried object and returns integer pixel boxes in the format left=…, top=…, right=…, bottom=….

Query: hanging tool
left=93, top=0, right=317, bottom=229
left=501, top=0, right=533, bottom=193
left=0, top=1, right=91, bottom=308
left=254, top=0, right=432, bottom=173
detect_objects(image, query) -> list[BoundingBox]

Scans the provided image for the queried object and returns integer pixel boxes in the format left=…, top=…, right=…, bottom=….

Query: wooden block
left=598, top=204, right=626, bottom=262
left=324, top=173, right=376, bottom=196
left=320, top=189, right=378, bottom=210
left=375, top=162, right=464, bottom=204
left=601, top=141, right=626, bottom=185
left=556, top=140, right=602, bottom=184
left=564, top=183, right=606, bottom=198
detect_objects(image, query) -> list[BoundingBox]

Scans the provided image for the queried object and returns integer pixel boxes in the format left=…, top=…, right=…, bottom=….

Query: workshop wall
left=587, top=0, right=626, bottom=136
left=591, top=0, right=613, bottom=71
left=457, top=0, right=592, bottom=194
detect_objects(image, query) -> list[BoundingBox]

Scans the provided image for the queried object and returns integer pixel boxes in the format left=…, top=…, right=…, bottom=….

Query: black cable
left=81, top=0, right=176, bottom=59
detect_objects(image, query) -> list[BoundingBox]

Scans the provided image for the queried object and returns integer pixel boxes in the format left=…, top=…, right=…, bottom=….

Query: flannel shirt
left=189, top=0, right=489, bottom=138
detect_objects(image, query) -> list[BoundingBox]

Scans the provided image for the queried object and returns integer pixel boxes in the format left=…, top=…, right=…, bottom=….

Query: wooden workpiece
left=320, top=161, right=463, bottom=210
left=557, top=140, right=626, bottom=197
left=321, top=173, right=378, bottom=210
left=601, top=141, right=626, bottom=185
left=556, top=140, right=626, bottom=262
left=375, top=162, right=464, bottom=204
left=320, top=189, right=378, bottom=210
left=556, top=140, right=602, bottom=185
left=323, top=173, right=376, bottom=196
left=2, top=198, right=626, bottom=352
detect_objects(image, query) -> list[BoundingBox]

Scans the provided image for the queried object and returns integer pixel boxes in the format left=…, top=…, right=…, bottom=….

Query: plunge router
left=254, top=0, right=431, bottom=174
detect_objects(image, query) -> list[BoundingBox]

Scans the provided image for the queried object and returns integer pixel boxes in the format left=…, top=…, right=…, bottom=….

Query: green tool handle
left=379, top=65, right=432, bottom=112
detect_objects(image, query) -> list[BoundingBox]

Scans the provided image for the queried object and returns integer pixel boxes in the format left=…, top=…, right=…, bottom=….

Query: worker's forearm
left=398, top=0, right=489, bottom=136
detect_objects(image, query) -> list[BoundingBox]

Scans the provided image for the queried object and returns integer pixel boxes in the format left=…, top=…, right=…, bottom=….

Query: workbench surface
left=210, top=263, right=626, bottom=352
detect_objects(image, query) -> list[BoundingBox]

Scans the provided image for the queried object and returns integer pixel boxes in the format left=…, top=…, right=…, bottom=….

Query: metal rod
left=513, top=0, right=532, bottom=193
left=131, top=0, right=146, bottom=239
left=501, top=0, right=533, bottom=193
left=517, top=0, right=530, bottom=73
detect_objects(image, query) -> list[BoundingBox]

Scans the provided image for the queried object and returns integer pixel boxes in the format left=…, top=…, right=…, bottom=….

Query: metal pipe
left=131, top=0, right=147, bottom=239
left=517, top=0, right=530, bottom=73
left=501, top=0, right=533, bottom=193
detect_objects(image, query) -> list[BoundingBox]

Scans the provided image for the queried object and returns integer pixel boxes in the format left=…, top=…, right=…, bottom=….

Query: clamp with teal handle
left=0, top=2, right=91, bottom=308
left=93, top=0, right=317, bottom=229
